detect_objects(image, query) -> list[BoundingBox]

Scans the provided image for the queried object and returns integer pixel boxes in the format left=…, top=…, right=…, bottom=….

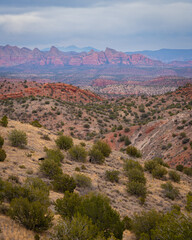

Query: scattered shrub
left=0, top=149, right=6, bottom=162
left=124, top=159, right=143, bottom=173
left=127, top=181, right=147, bottom=198
left=40, top=159, right=62, bottom=179
left=126, top=146, right=142, bottom=158
left=168, top=170, right=180, bottom=183
left=161, top=181, right=179, bottom=200
left=152, top=165, right=167, bottom=179
left=127, top=169, right=146, bottom=184
left=45, top=148, right=64, bottom=164
left=183, top=167, right=192, bottom=176
left=105, top=170, right=120, bottom=183
left=30, top=120, right=42, bottom=128
left=73, top=173, right=92, bottom=188
left=185, top=192, right=192, bottom=212
left=0, top=115, right=8, bottom=127
left=52, top=213, right=100, bottom=240
left=144, top=160, right=158, bottom=173
left=40, top=134, right=50, bottom=141
left=176, top=164, right=184, bottom=172
left=89, top=148, right=105, bottom=164
left=55, top=135, right=73, bottom=150
left=55, top=191, right=82, bottom=220
left=8, top=129, right=27, bottom=148
left=68, top=145, right=87, bottom=162
left=9, top=197, right=53, bottom=232
left=0, top=136, right=4, bottom=148
left=93, top=140, right=111, bottom=157
left=52, top=174, right=76, bottom=193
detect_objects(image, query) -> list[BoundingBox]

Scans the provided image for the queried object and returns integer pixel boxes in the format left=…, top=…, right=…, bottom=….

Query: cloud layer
left=0, top=1, right=192, bottom=51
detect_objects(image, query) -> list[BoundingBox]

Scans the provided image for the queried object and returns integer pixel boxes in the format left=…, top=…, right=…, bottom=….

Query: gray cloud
left=0, top=1, right=192, bottom=51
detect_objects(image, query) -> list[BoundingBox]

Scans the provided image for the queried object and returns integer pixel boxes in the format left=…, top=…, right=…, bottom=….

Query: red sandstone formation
left=0, top=45, right=164, bottom=68
left=0, top=81, right=103, bottom=103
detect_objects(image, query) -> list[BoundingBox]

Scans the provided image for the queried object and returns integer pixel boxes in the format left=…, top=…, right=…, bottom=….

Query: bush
left=89, top=148, right=105, bottom=164
left=45, top=148, right=64, bottom=164
left=30, top=120, right=42, bottom=128
left=126, top=146, right=142, bottom=158
left=152, top=165, right=167, bottom=179
left=79, top=193, right=124, bottom=239
left=185, top=192, right=192, bottom=212
left=52, top=174, right=76, bottom=193
left=73, top=173, right=92, bottom=188
left=176, top=164, right=184, bottom=172
left=68, top=145, right=87, bottom=162
left=0, top=136, right=4, bottom=148
left=124, top=159, right=143, bottom=173
left=183, top=167, right=192, bottom=176
left=0, top=149, right=6, bottom=162
left=55, top=191, right=82, bottom=220
left=124, top=136, right=131, bottom=146
left=168, top=170, right=180, bottom=183
left=127, top=169, right=146, bottom=184
left=52, top=213, right=100, bottom=240
left=127, top=181, right=147, bottom=198
left=40, top=159, right=62, bottom=179
left=144, top=160, right=158, bottom=173
left=8, top=129, right=27, bottom=148
left=93, top=140, right=111, bottom=157
left=105, top=170, right=119, bottom=183
left=161, top=181, right=179, bottom=200
left=9, top=197, right=53, bottom=232
left=152, top=157, right=169, bottom=168
left=0, top=115, right=8, bottom=127
left=131, top=210, right=163, bottom=240
left=55, top=135, right=73, bottom=150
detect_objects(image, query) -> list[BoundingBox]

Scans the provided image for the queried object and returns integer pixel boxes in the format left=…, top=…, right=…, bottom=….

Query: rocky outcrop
left=0, top=45, right=164, bottom=67
left=0, top=81, right=103, bottom=103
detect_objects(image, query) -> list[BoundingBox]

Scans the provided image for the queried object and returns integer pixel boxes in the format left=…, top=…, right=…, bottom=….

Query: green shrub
left=127, top=169, right=146, bottom=184
left=93, top=140, right=111, bottom=157
left=152, top=165, right=167, bottom=179
left=73, top=173, right=92, bottom=188
left=131, top=210, right=163, bottom=240
left=0, top=149, right=6, bottom=162
left=124, top=159, right=143, bottom=174
left=124, top=136, right=131, bottom=146
left=0, top=115, right=8, bottom=127
left=176, top=164, right=184, bottom=172
left=127, top=181, right=147, bottom=198
left=79, top=193, right=124, bottom=239
left=30, top=120, right=42, bottom=128
left=161, top=181, right=179, bottom=200
left=45, top=148, right=64, bottom=164
left=152, top=157, right=169, bottom=168
left=68, top=145, right=87, bottom=162
left=40, top=159, right=62, bottom=179
left=55, top=191, right=82, bottom=220
left=183, top=167, right=192, bottom=176
left=89, top=148, right=105, bottom=164
left=151, top=211, right=192, bottom=240
left=52, top=174, right=76, bottom=193
left=52, top=213, right=100, bottom=240
left=55, top=135, right=73, bottom=150
left=168, top=170, right=180, bottom=183
left=126, top=146, right=142, bottom=158
left=9, top=197, right=53, bottom=232
left=0, top=136, right=4, bottom=148
left=185, top=192, right=192, bottom=212
left=144, top=160, right=158, bottom=173
left=105, top=170, right=120, bottom=183
left=8, top=129, right=27, bottom=148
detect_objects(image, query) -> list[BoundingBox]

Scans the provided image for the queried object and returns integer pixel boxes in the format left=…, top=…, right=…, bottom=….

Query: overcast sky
left=0, top=0, right=192, bottom=51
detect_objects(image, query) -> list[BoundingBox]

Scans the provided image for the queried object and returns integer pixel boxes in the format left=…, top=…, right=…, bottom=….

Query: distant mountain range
left=42, top=45, right=100, bottom=53
left=126, top=49, right=192, bottom=63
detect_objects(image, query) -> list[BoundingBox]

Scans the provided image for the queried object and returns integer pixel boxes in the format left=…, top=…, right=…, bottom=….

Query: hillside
left=0, top=80, right=102, bottom=103
left=0, top=119, right=191, bottom=240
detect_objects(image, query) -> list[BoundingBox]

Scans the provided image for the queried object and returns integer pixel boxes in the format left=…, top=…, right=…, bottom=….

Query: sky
left=0, top=0, right=192, bottom=51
